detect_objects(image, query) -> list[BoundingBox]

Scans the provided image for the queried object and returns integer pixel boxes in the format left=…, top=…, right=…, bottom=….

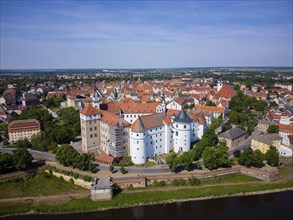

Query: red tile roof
left=80, top=104, right=101, bottom=115
left=195, top=105, right=225, bottom=114
left=8, top=119, right=40, bottom=133
left=214, top=85, right=236, bottom=100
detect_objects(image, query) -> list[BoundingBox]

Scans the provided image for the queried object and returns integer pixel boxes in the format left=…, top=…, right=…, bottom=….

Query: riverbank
left=1, top=178, right=292, bottom=217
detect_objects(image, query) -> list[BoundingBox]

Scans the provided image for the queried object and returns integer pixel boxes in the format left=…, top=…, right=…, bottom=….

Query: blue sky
left=0, top=0, right=292, bottom=69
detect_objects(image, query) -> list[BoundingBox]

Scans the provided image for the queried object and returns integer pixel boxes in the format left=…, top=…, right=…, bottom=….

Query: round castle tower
left=172, top=110, right=192, bottom=153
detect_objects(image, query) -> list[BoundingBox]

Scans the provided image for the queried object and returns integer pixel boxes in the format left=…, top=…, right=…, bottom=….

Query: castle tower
left=129, top=117, right=147, bottom=164
left=172, top=110, right=192, bottom=153
left=160, top=87, right=166, bottom=113
left=217, top=81, right=223, bottom=92
left=91, top=82, right=103, bottom=108
left=80, top=104, right=101, bottom=153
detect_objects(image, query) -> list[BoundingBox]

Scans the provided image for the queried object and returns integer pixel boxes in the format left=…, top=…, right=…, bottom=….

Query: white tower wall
left=130, top=131, right=146, bottom=164
left=173, top=122, right=191, bottom=153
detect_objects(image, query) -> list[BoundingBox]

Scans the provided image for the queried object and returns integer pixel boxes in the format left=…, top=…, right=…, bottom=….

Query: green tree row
left=55, top=144, right=95, bottom=172
left=0, top=148, right=33, bottom=174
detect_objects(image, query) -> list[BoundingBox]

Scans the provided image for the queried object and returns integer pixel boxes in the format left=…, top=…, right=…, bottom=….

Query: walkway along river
left=2, top=191, right=293, bottom=220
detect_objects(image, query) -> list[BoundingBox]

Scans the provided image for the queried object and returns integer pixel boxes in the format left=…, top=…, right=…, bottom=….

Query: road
left=228, top=128, right=262, bottom=156
left=0, top=148, right=55, bottom=161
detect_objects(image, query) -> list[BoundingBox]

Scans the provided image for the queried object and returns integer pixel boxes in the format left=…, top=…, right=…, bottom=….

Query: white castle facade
left=80, top=89, right=209, bottom=164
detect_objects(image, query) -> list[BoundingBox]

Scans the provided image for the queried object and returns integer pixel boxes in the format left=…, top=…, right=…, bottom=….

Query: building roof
left=95, top=154, right=114, bottom=164
left=195, top=105, right=225, bottom=114
left=173, top=97, right=187, bottom=106
left=130, top=113, right=167, bottom=133
left=8, top=119, right=40, bottom=133
left=252, top=133, right=282, bottom=145
left=219, top=127, right=246, bottom=140
left=100, top=110, right=130, bottom=127
left=278, top=123, right=293, bottom=134
left=173, top=110, right=192, bottom=123
left=186, top=109, right=207, bottom=125
left=258, top=119, right=275, bottom=126
left=80, top=104, right=101, bottom=115
left=100, top=102, right=161, bottom=114
left=214, top=84, right=236, bottom=100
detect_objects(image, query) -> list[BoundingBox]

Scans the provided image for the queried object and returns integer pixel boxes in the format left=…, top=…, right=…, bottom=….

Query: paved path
left=0, top=192, right=90, bottom=203
left=0, top=148, right=55, bottom=161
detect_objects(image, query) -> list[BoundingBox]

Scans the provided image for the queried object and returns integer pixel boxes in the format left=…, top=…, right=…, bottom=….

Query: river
left=3, top=191, right=293, bottom=220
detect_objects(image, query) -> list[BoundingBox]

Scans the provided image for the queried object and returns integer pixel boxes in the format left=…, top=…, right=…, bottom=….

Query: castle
left=80, top=88, right=209, bottom=164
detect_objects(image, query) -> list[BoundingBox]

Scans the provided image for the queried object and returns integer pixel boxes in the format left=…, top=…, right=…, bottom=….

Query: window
left=95, top=134, right=97, bottom=137
left=90, top=134, right=93, bottom=138
left=137, top=134, right=139, bottom=137
left=94, top=127, right=97, bottom=130
left=137, top=141, right=139, bottom=144
left=184, top=125, right=186, bottom=129
left=90, top=128, right=92, bottom=131
left=137, top=148, right=139, bottom=150
left=176, top=124, right=178, bottom=128
left=176, top=131, right=178, bottom=136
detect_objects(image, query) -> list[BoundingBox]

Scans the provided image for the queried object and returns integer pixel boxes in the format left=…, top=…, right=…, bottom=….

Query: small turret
left=91, top=81, right=103, bottom=108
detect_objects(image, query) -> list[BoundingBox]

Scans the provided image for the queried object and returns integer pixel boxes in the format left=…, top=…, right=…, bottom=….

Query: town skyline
left=1, top=0, right=292, bottom=69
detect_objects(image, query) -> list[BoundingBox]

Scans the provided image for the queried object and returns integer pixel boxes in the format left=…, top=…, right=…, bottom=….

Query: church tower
left=91, top=81, right=103, bottom=108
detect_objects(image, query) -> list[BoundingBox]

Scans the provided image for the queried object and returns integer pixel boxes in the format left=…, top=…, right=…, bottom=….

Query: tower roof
left=80, top=104, right=101, bottom=115
left=130, top=117, right=145, bottom=133
left=173, top=110, right=192, bottom=123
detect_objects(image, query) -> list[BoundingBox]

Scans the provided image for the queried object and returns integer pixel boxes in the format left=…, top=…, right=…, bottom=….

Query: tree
left=178, top=151, right=194, bottom=170
left=166, top=151, right=177, bottom=170
left=109, top=164, right=114, bottom=173
left=233, top=149, right=241, bottom=158
left=12, top=148, right=33, bottom=170
left=238, top=148, right=255, bottom=167
left=267, top=125, right=279, bottom=134
left=120, top=166, right=126, bottom=174
left=202, top=147, right=218, bottom=170
left=206, top=100, right=216, bottom=106
left=201, top=128, right=218, bottom=147
left=0, top=124, right=8, bottom=139
left=253, top=150, right=264, bottom=168
left=265, top=146, right=279, bottom=166
left=188, top=176, right=201, bottom=185
left=0, top=152, right=14, bottom=174
left=15, top=139, right=32, bottom=149
left=238, top=148, right=264, bottom=168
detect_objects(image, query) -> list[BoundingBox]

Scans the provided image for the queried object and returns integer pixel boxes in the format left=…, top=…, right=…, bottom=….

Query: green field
left=0, top=172, right=86, bottom=199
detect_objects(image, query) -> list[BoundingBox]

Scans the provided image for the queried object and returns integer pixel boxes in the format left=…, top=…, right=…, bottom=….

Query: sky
left=0, top=0, right=292, bottom=69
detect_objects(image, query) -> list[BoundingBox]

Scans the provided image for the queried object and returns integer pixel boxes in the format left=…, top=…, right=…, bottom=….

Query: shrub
left=83, top=176, right=92, bottom=182
left=73, top=173, right=79, bottom=179
left=188, top=176, right=201, bottom=186
left=69, top=178, right=74, bottom=184
left=172, top=178, right=185, bottom=186
left=153, top=180, right=166, bottom=187
left=58, top=176, right=64, bottom=181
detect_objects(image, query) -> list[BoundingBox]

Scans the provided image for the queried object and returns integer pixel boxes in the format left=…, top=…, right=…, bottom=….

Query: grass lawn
left=0, top=180, right=292, bottom=216
left=0, top=172, right=87, bottom=199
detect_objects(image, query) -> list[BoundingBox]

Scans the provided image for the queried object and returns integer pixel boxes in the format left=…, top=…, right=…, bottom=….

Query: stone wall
left=91, top=188, right=113, bottom=201
left=50, top=171, right=92, bottom=189
left=112, top=167, right=279, bottom=188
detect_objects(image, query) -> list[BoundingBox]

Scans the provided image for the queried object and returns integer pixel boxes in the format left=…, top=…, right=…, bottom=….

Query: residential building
left=257, top=120, right=275, bottom=132
left=251, top=133, right=282, bottom=154
left=218, top=127, right=246, bottom=148
left=8, top=119, right=41, bottom=143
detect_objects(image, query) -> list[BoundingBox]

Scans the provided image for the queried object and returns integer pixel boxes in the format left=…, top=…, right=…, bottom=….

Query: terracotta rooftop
left=95, top=154, right=114, bottom=164
left=101, top=102, right=161, bottom=114
left=80, top=104, right=101, bottom=115
left=8, top=119, right=40, bottom=133
left=195, top=105, right=225, bottom=114
left=214, top=84, right=236, bottom=100
left=130, top=113, right=167, bottom=133
left=278, top=124, right=293, bottom=134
